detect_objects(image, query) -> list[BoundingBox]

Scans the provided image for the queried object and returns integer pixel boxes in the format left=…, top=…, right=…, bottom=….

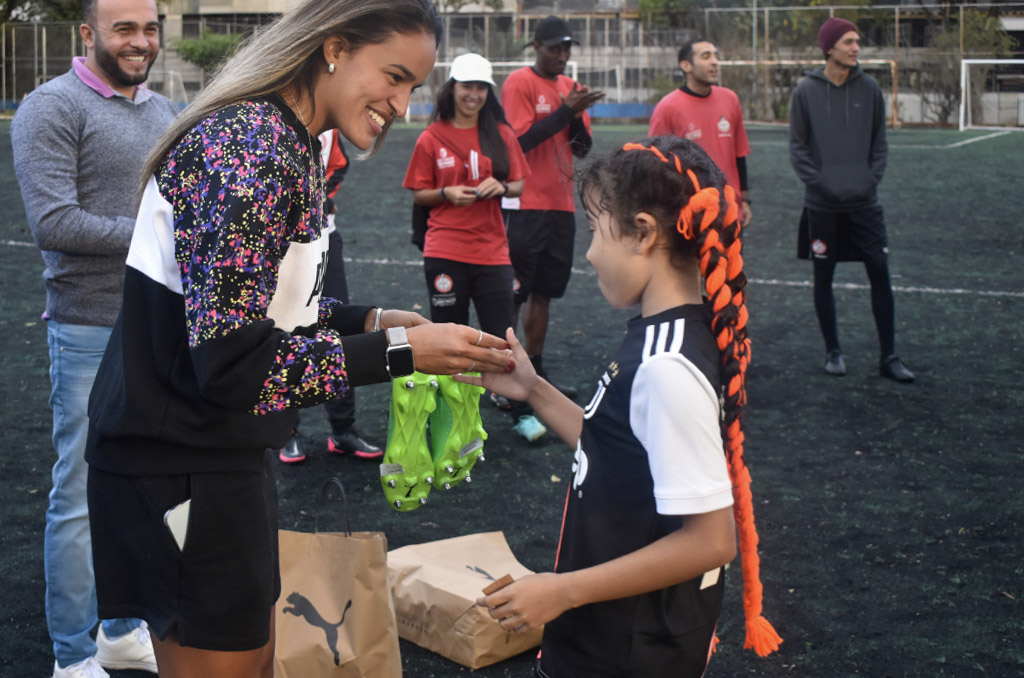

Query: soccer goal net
left=718, top=59, right=898, bottom=124
left=959, top=59, right=1024, bottom=131
left=407, top=60, right=578, bottom=121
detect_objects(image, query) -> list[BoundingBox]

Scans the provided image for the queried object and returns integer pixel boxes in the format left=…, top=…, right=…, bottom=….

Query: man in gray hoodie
left=789, top=17, right=914, bottom=383
left=11, top=0, right=178, bottom=675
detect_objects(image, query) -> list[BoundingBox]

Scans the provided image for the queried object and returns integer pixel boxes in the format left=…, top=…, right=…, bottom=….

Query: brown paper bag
left=387, top=531, right=543, bottom=669
left=275, top=479, right=402, bottom=678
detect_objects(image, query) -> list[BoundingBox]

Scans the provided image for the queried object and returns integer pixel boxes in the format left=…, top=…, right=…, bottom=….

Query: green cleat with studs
left=429, top=374, right=487, bottom=491
left=380, top=372, right=438, bottom=512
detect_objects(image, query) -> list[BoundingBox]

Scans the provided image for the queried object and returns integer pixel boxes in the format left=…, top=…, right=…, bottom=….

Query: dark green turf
left=1, top=118, right=1022, bottom=676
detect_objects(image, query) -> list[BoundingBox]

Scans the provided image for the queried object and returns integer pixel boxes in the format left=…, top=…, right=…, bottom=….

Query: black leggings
left=813, top=251, right=895, bottom=357
left=423, top=257, right=515, bottom=338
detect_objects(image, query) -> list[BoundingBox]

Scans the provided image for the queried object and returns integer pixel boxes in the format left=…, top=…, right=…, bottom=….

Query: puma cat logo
left=282, top=591, right=353, bottom=666
left=466, top=565, right=495, bottom=580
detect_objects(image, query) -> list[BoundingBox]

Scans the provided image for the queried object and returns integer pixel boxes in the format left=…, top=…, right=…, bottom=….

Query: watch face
left=386, top=346, right=416, bottom=377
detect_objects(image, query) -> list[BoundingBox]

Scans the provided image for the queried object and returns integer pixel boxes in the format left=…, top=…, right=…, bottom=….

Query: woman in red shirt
left=403, top=53, right=529, bottom=342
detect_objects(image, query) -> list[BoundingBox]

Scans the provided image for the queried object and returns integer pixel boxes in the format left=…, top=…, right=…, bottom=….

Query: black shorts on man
left=504, top=209, right=575, bottom=304
left=801, top=204, right=888, bottom=262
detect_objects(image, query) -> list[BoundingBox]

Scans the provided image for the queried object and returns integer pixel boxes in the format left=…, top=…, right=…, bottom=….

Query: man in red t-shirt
left=500, top=15, right=604, bottom=400
left=649, top=39, right=753, bottom=227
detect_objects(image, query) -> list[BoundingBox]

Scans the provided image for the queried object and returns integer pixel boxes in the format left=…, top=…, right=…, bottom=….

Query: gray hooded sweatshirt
left=789, top=63, right=888, bottom=213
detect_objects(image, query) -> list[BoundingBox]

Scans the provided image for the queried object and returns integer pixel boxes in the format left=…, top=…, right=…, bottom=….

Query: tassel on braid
left=620, top=140, right=781, bottom=657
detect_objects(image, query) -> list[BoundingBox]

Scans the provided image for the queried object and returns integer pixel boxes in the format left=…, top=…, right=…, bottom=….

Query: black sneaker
left=278, top=437, right=306, bottom=464
left=879, top=355, right=914, bottom=383
left=328, top=429, right=384, bottom=459
left=489, top=391, right=531, bottom=416
left=824, top=349, right=846, bottom=376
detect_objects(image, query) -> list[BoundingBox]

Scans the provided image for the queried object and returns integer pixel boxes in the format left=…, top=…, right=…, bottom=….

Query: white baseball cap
left=449, top=53, right=496, bottom=87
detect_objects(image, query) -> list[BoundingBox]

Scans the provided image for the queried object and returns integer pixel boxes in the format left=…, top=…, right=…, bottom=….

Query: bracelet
left=439, top=187, right=447, bottom=202
left=500, top=182, right=509, bottom=196
left=373, top=307, right=383, bottom=332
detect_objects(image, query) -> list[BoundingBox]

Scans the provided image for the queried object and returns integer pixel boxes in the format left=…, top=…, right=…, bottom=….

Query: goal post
left=959, top=59, right=1024, bottom=131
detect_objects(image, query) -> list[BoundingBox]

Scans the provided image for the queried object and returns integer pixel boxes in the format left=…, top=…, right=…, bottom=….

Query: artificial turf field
left=1, top=119, right=1022, bottom=677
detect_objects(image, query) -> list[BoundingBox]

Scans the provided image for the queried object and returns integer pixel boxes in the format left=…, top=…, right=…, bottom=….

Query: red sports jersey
left=403, top=120, right=528, bottom=266
left=500, top=67, right=591, bottom=212
left=648, top=87, right=750, bottom=200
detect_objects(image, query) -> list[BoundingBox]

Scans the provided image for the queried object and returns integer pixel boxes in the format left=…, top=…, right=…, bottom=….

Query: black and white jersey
left=540, top=304, right=733, bottom=677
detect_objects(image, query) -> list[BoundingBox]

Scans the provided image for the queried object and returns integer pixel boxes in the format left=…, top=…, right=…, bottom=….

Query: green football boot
left=428, top=374, right=487, bottom=491
left=380, top=372, right=439, bottom=511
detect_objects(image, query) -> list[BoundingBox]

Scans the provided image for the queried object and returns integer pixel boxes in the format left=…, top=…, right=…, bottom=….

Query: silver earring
left=328, top=62, right=335, bottom=74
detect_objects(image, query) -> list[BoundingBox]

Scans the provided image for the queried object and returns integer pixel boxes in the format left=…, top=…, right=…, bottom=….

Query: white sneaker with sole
left=95, top=622, right=158, bottom=673
left=52, top=657, right=109, bottom=678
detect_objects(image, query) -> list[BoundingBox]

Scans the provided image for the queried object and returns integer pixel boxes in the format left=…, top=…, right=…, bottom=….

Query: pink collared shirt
left=72, top=56, right=154, bottom=104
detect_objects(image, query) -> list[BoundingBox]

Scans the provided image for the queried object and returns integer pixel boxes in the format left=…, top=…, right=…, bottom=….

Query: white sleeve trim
left=630, top=353, right=733, bottom=516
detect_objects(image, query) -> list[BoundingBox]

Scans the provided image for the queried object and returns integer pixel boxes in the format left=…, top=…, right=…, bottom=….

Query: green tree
left=916, top=9, right=1017, bottom=124
left=1, top=0, right=79, bottom=22
left=176, top=31, right=244, bottom=82
left=638, top=0, right=699, bottom=29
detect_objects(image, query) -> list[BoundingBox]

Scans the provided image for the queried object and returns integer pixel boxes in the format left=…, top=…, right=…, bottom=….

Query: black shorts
left=88, top=451, right=280, bottom=651
left=423, top=257, right=515, bottom=336
left=504, top=209, right=576, bottom=303
left=801, top=204, right=888, bottom=262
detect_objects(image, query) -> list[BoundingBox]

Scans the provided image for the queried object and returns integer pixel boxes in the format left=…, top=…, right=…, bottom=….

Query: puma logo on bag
left=282, top=591, right=353, bottom=666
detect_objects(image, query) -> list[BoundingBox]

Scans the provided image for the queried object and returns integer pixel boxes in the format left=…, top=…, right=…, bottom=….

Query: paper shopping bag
left=274, top=479, right=402, bottom=678
left=387, top=531, right=543, bottom=669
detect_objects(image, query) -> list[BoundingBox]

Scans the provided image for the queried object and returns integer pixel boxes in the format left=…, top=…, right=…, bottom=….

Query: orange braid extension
left=622, top=142, right=782, bottom=657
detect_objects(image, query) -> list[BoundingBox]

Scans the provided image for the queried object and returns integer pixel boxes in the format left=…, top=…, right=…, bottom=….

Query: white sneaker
left=95, top=621, right=158, bottom=673
left=52, top=658, right=109, bottom=678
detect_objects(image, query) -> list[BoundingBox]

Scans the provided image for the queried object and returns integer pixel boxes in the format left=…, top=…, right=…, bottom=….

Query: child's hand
left=475, top=572, right=570, bottom=634
left=454, top=328, right=536, bottom=400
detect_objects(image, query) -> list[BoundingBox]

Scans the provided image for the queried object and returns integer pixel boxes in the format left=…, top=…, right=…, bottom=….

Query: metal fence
left=4, top=3, right=1023, bottom=126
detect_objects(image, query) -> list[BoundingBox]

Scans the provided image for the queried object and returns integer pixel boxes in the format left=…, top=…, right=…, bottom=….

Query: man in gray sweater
left=11, top=0, right=178, bottom=676
left=789, top=17, right=914, bottom=383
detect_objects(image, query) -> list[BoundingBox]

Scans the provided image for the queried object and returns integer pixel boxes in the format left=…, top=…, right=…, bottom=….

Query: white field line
left=347, top=256, right=1022, bottom=299
left=751, top=129, right=1013, bottom=150
left=5, top=247, right=1019, bottom=299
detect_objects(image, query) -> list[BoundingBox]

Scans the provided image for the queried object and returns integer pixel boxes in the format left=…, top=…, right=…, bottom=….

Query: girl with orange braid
left=466, top=136, right=780, bottom=676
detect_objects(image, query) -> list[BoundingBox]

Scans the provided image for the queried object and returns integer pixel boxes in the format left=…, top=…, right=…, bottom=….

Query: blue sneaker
left=512, top=414, right=547, bottom=442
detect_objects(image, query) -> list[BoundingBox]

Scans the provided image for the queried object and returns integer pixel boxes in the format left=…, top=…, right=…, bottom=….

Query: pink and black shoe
left=328, top=430, right=384, bottom=460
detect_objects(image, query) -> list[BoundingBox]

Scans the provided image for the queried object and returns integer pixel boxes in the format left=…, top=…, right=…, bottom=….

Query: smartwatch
left=385, top=326, right=416, bottom=378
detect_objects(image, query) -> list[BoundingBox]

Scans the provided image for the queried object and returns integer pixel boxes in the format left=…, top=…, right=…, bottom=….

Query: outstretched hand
left=453, top=328, right=537, bottom=400
left=377, top=309, right=431, bottom=331
left=475, top=572, right=570, bottom=634
left=406, top=323, right=513, bottom=376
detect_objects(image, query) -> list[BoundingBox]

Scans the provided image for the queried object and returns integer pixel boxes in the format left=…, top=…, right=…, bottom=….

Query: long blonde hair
left=140, top=0, right=442, bottom=188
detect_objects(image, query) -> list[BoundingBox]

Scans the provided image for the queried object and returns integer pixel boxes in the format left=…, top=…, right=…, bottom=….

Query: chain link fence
left=4, top=3, right=1023, bottom=126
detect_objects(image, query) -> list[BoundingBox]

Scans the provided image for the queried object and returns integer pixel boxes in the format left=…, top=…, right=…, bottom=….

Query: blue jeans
left=45, top=321, right=140, bottom=667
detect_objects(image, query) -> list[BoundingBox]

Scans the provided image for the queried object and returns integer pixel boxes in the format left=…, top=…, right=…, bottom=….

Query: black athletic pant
left=813, top=252, right=896, bottom=358
left=423, top=257, right=515, bottom=338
